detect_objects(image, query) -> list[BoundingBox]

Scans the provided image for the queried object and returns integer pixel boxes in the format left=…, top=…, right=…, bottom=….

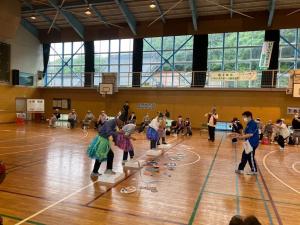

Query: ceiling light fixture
left=85, top=8, right=92, bottom=15
left=149, top=1, right=156, bottom=9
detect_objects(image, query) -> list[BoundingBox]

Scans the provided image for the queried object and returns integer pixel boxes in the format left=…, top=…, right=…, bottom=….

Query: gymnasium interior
left=1, top=0, right=300, bottom=224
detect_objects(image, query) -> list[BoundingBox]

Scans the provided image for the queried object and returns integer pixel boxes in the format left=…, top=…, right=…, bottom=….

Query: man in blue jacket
left=235, top=111, right=259, bottom=175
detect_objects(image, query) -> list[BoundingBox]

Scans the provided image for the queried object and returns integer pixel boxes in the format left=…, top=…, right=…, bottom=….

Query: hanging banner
left=259, top=41, right=274, bottom=70
left=287, top=107, right=300, bottom=115
left=210, top=71, right=257, bottom=81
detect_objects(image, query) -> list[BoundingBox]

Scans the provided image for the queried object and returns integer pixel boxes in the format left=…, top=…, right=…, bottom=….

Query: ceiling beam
left=47, top=0, right=84, bottom=39
left=114, top=0, right=136, bottom=35
left=230, top=0, right=234, bottom=18
left=21, top=19, right=39, bottom=38
left=188, top=0, right=198, bottom=31
left=82, top=0, right=109, bottom=27
left=268, top=0, right=276, bottom=27
left=22, top=0, right=60, bottom=31
left=153, top=0, right=166, bottom=24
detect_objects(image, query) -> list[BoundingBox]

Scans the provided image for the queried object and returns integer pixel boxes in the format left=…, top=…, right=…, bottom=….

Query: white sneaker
left=104, top=169, right=116, bottom=175
left=235, top=169, right=243, bottom=174
left=90, top=172, right=101, bottom=177
left=247, top=171, right=258, bottom=176
left=279, top=147, right=284, bottom=151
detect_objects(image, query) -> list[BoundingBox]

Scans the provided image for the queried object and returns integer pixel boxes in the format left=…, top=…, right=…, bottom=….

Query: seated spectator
left=68, top=109, right=77, bottom=129
left=184, top=117, right=192, bottom=136
left=176, top=115, right=184, bottom=134
left=128, top=112, right=137, bottom=124
left=48, top=113, right=57, bottom=128
left=82, top=110, right=95, bottom=129
left=292, top=112, right=300, bottom=129
left=170, top=120, right=177, bottom=135
left=53, top=108, right=61, bottom=120
left=232, top=118, right=243, bottom=134
left=97, top=110, right=108, bottom=128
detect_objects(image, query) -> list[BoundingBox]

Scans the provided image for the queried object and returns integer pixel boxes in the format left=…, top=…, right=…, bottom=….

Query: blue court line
left=0, top=213, right=45, bottom=225
left=256, top=174, right=274, bottom=225
left=188, top=134, right=225, bottom=225
left=234, top=144, right=240, bottom=215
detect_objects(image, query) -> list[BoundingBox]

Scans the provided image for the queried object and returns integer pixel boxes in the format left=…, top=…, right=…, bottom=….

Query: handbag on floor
left=243, top=140, right=253, bottom=154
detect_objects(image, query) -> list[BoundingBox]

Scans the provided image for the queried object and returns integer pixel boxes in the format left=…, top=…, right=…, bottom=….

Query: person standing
left=54, top=108, right=61, bottom=120
left=165, top=109, right=170, bottom=118
left=122, top=101, right=130, bottom=122
left=205, top=107, right=218, bottom=142
left=235, top=111, right=259, bottom=175
left=147, top=113, right=163, bottom=149
left=87, top=114, right=125, bottom=177
left=128, top=112, right=137, bottom=124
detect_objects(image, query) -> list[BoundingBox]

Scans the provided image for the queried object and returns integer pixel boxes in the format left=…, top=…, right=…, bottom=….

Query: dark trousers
left=150, top=140, right=157, bottom=149
left=277, top=135, right=285, bottom=148
left=92, top=149, right=114, bottom=173
left=68, top=119, right=76, bottom=128
left=208, top=126, right=215, bottom=141
left=238, top=147, right=257, bottom=172
left=123, top=150, right=134, bottom=160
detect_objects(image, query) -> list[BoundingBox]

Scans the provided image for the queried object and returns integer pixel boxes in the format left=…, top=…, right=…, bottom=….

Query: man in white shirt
left=205, top=107, right=218, bottom=142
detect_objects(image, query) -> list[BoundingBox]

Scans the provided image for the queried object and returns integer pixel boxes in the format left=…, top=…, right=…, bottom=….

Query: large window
left=94, top=39, right=133, bottom=87
left=47, top=42, right=85, bottom=87
left=208, top=31, right=264, bottom=88
left=142, top=35, right=193, bottom=87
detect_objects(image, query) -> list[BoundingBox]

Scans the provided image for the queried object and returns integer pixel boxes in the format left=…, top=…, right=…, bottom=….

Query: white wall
left=6, top=25, right=43, bottom=75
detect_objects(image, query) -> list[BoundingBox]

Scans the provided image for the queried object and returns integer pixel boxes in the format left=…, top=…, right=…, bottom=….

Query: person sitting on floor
left=184, top=117, right=192, bottom=136
left=275, top=119, right=290, bottom=151
left=176, top=115, right=184, bottom=135
left=48, top=113, right=57, bottom=128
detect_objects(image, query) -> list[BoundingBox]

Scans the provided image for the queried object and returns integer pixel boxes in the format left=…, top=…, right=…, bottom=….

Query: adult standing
left=54, top=108, right=61, bottom=120
left=88, top=114, right=125, bottom=177
left=165, top=109, right=170, bottom=119
left=122, top=101, right=130, bottom=122
left=205, top=107, right=218, bottom=142
left=235, top=111, right=259, bottom=175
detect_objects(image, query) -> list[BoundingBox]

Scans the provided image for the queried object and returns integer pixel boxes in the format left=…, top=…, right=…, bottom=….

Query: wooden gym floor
left=0, top=123, right=300, bottom=225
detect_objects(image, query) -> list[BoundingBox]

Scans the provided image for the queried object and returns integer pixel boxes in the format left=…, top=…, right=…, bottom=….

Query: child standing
left=158, top=114, right=167, bottom=145
left=205, top=107, right=218, bottom=142
left=115, top=123, right=136, bottom=164
left=147, top=113, right=163, bottom=149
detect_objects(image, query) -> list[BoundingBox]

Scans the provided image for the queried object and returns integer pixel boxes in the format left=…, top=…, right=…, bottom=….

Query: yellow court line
left=263, top=150, right=300, bottom=195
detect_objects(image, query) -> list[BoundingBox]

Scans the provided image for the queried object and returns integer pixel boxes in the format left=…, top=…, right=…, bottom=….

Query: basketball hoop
left=99, top=83, right=113, bottom=98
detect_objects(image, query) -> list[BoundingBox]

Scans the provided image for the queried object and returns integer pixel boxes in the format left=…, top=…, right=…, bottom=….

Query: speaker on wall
left=12, top=69, right=19, bottom=85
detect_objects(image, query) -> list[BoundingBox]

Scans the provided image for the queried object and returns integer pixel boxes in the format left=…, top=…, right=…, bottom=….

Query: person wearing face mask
left=205, top=107, right=218, bottom=142
left=147, top=113, right=164, bottom=149
left=275, top=119, right=290, bottom=151
left=235, top=111, right=259, bottom=175
left=68, top=109, right=77, bottom=129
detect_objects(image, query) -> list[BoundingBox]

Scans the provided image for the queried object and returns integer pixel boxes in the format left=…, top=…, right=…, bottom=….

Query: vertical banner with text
left=259, top=41, right=274, bottom=70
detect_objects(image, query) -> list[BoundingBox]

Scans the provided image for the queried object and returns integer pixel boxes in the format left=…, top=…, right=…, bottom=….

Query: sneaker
left=162, top=142, right=167, bottom=145
left=235, top=169, right=243, bottom=174
left=90, top=172, right=101, bottom=177
left=104, top=169, right=116, bottom=175
left=280, top=147, right=284, bottom=151
left=247, top=171, right=258, bottom=176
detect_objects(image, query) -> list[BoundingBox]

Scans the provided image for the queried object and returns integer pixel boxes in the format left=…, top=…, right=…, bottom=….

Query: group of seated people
left=170, top=115, right=192, bottom=136
left=230, top=113, right=300, bottom=150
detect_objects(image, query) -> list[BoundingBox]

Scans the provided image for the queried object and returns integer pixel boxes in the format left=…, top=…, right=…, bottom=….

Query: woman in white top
left=205, top=107, right=218, bottom=142
left=275, top=119, right=290, bottom=150
left=147, top=113, right=163, bottom=149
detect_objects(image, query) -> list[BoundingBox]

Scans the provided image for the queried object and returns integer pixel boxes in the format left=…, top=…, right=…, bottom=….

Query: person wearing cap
left=68, top=109, right=77, bottom=129
left=87, top=113, right=125, bottom=177
left=147, top=113, right=164, bottom=149
left=82, top=110, right=95, bottom=129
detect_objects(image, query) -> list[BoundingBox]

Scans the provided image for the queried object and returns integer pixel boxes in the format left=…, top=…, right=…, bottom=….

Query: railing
left=42, top=70, right=290, bottom=89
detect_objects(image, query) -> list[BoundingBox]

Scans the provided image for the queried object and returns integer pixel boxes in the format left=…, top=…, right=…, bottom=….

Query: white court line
left=14, top=135, right=181, bottom=224
left=263, top=150, right=300, bottom=195
left=15, top=180, right=101, bottom=225
left=177, top=148, right=201, bottom=167
left=292, top=162, right=300, bottom=174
